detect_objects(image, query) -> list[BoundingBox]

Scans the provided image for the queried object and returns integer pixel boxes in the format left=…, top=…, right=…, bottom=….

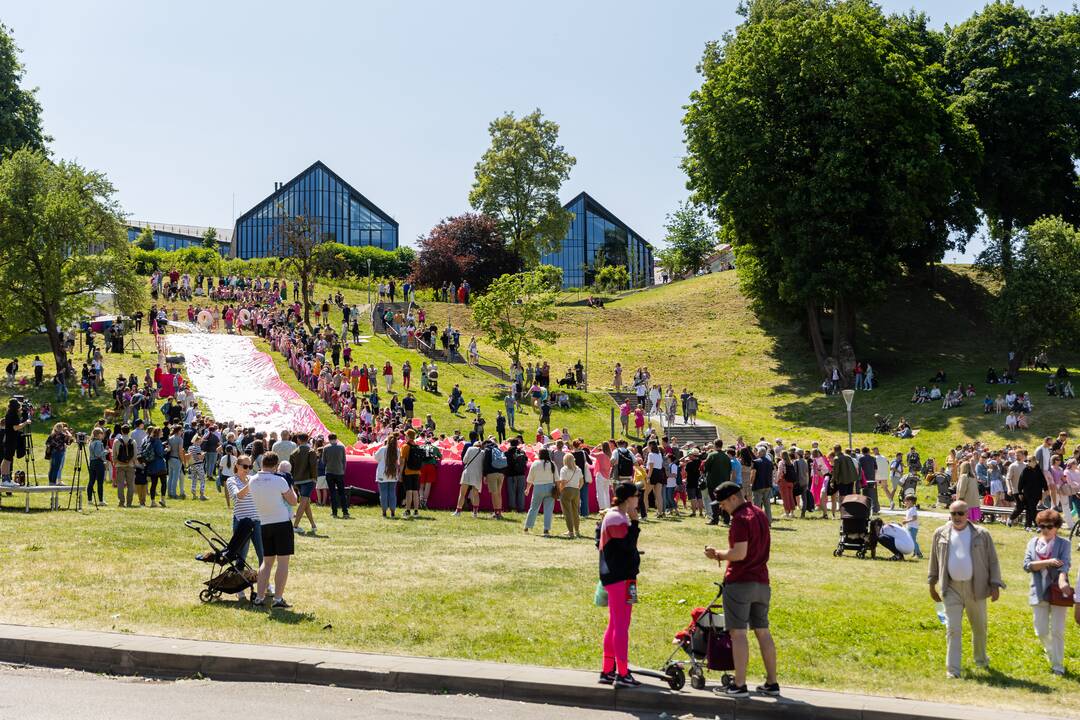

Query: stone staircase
left=665, top=423, right=720, bottom=447
left=606, top=391, right=720, bottom=446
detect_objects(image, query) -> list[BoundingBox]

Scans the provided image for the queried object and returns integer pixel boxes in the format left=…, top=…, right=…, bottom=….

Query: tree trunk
left=992, top=218, right=1014, bottom=275
left=831, top=297, right=842, bottom=361
left=805, top=301, right=828, bottom=374
left=301, top=272, right=311, bottom=329
left=42, top=305, right=68, bottom=377
left=830, top=297, right=857, bottom=388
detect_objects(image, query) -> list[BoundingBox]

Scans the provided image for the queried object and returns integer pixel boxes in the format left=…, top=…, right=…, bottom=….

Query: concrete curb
left=0, top=624, right=1052, bottom=720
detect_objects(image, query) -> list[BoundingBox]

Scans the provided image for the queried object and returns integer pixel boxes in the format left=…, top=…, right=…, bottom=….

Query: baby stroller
left=185, top=519, right=257, bottom=603
left=872, top=413, right=892, bottom=434
left=898, top=473, right=920, bottom=500
left=833, top=494, right=872, bottom=558
left=929, top=473, right=953, bottom=507
left=426, top=368, right=439, bottom=394
left=635, top=582, right=734, bottom=691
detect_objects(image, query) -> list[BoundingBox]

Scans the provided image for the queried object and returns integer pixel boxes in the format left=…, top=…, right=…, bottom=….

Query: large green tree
left=0, top=23, right=49, bottom=157
left=946, top=2, right=1080, bottom=273
left=994, top=217, right=1080, bottom=372
left=471, top=270, right=559, bottom=369
left=683, top=0, right=978, bottom=378
left=661, top=201, right=716, bottom=277
left=468, top=109, right=576, bottom=267
left=0, top=149, right=146, bottom=374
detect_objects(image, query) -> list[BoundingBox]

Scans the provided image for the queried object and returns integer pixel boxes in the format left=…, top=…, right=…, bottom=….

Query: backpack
left=616, top=448, right=635, bottom=477
left=404, top=442, right=424, bottom=471
left=489, top=446, right=508, bottom=470
left=421, top=444, right=442, bottom=465
left=511, top=448, right=528, bottom=475
left=139, top=439, right=155, bottom=464
left=784, top=461, right=797, bottom=484
left=115, top=438, right=135, bottom=464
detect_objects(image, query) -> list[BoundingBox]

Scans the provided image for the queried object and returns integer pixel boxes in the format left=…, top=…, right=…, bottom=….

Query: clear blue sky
left=3, top=1, right=1074, bottom=257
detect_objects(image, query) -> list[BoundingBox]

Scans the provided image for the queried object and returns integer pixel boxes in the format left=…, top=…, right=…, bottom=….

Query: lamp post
left=842, top=388, right=855, bottom=450
left=366, top=258, right=372, bottom=308
left=584, top=318, right=589, bottom=392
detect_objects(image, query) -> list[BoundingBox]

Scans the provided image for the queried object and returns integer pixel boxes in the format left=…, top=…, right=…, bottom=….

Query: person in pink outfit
left=598, top=483, right=641, bottom=687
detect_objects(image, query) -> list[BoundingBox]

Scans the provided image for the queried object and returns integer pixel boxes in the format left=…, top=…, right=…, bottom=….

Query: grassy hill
left=426, top=265, right=1079, bottom=466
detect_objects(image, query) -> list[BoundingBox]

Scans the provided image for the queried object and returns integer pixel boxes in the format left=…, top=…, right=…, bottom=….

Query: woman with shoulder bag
left=559, top=453, right=584, bottom=538
left=597, top=482, right=642, bottom=687
left=1025, top=509, right=1071, bottom=675
left=523, top=448, right=558, bottom=535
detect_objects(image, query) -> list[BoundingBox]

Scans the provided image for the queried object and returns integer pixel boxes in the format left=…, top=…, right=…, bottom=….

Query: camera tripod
left=21, top=430, right=36, bottom=486
left=65, top=440, right=90, bottom=512
left=125, top=332, right=143, bottom=353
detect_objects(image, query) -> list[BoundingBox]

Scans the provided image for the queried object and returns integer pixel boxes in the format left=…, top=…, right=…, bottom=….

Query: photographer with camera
left=2, top=397, right=32, bottom=483
left=87, top=428, right=107, bottom=506
left=45, top=422, right=73, bottom=485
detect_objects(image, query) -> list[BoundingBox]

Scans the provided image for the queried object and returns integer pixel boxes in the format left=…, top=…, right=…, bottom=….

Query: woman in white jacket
left=523, top=448, right=559, bottom=535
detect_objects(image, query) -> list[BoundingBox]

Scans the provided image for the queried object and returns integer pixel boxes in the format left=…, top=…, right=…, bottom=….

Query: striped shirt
left=226, top=476, right=258, bottom=521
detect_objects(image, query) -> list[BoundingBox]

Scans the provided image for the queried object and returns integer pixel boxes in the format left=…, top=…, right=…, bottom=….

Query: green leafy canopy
left=470, top=270, right=559, bottom=368
left=0, top=148, right=147, bottom=371
left=469, top=109, right=576, bottom=267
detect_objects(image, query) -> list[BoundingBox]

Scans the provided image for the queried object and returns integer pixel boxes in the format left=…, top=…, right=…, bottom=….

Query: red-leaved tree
left=410, top=213, right=522, bottom=292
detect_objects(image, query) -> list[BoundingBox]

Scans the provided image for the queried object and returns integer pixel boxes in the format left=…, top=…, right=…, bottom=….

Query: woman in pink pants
left=598, top=482, right=642, bottom=687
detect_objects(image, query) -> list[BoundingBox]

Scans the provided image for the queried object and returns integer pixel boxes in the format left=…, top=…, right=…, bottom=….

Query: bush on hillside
left=410, top=213, right=522, bottom=292
left=595, top=265, right=629, bottom=292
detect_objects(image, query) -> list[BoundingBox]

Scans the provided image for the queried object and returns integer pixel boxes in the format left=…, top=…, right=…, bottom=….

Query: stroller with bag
left=635, top=582, right=735, bottom=691
left=186, top=519, right=258, bottom=602
left=833, top=494, right=872, bottom=558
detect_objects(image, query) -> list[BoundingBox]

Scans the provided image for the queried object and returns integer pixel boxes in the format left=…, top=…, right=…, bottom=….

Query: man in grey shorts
left=705, top=482, right=778, bottom=698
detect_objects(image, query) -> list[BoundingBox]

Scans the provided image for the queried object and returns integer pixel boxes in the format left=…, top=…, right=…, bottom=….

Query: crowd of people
left=18, top=272, right=1080, bottom=696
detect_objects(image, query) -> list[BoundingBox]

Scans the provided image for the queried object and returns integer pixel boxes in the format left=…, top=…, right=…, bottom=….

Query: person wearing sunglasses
left=225, top=454, right=263, bottom=600
left=1023, top=509, right=1071, bottom=676
left=928, top=500, right=1005, bottom=678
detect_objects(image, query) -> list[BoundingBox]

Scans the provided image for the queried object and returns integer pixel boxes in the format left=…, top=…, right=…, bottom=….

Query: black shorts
left=649, top=469, right=666, bottom=486
left=402, top=473, right=420, bottom=492
left=686, top=483, right=702, bottom=500
left=295, top=481, right=315, bottom=499
left=834, top=483, right=854, bottom=497
left=261, top=521, right=295, bottom=556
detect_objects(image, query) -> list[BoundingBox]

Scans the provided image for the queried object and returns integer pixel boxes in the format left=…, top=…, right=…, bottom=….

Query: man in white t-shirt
left=250, top=452, right=298, bottom=609
left=927, top=500, right=1004, bottom=678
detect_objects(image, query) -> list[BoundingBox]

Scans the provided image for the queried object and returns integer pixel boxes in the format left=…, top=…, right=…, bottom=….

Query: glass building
left=127, top=223, right=232, bottom=257
left=541, top=192, right=654, bottom=289
left=232, top=160, right=398, bottom=259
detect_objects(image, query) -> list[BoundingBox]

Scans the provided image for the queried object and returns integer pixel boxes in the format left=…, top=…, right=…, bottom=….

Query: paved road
left=0, top=665, right=676, bottom=720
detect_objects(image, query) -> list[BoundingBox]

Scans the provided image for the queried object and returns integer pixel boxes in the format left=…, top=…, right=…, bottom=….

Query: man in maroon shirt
left=705, top=482, right=779, bottom=698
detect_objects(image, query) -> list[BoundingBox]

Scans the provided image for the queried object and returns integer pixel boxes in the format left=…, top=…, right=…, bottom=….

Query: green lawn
left=1, top=500, right=1076, bottom=715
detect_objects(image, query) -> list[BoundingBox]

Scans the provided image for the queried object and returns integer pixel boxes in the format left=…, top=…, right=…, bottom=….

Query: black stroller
left=833, top=494, right=872, bottom=558
left=186, top=519, right=257, bottom=603
left=928, top=473, right=953, bottom=507
left=633, top=582, right=734, bottom=691
left=872, top=413, right=892, bottom=434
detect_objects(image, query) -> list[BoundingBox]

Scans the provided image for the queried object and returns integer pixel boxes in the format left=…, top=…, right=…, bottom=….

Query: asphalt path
left=1, top=664, right=680, bottom=720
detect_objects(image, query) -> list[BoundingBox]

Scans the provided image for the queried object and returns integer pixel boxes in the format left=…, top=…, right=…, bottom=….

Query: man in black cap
left=704, top=482, right=778, bottom=699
